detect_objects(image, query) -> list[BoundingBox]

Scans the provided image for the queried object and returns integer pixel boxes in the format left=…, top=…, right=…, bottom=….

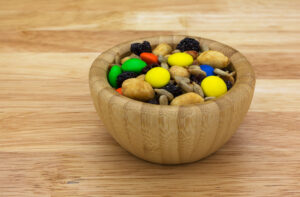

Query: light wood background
left=0, top=0, right=299, bottom=196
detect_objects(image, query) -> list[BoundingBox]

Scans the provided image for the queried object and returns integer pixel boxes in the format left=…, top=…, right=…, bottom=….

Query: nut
left=159, top=95, right=168, bottom=105
left=201, top=45, right=209, bottom=52
left=161, top=62, right=169, bottom=70
left=192, top=59, right=199, bottom=65
left=214, top=68, right=230, bottom=77
left=164, top=54, right=171, bottom=59
left=137, top=74, right=145, bottom=80
left=204, top=96, right=216, bottom=101
left=158, top=55, right=167, bottom=63
left=230, top=71, right=236, bottom=76
left=197, top=50, right=229, bottom=68
left=171, top=92, right=204, bottom=106
left=121, top=56, right=131, bottom=64
left=115, top=53, right=120, bottom=65
left=192, top=82, right=204, bottom=97
left=153, top=43, right=172, bottom=56
left=154, top=89, right=174, bottom=101
left=184, top=50, right=198, bottom=59
left=129, top=53, right=140, bottom=59
left=188, top=68, right=206, bottom=77
left=169, top=66, right=190, bottom=78
left=174, top=76, right=190, bottom=84
left=172, top=49, right=181, bottom=54
left=122, top=78, right=155, bottom=101
left=179, top=81, right=193, bottom=92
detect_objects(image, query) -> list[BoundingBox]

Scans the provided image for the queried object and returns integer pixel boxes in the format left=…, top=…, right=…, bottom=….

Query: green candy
left=121, top=58, right=147, bottom=73
left=108, top=65, right=122, bottom=88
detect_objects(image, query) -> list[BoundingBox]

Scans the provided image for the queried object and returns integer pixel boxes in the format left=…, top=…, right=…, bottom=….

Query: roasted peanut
left=197, top=50, right=229, bottom=68
left=121, top=56, right=131, bottom=64
left=169, top=66, right=190, bottom=78
left=137, top=74, right=145, bottom=80
left=153, top=43, right=173, bottom=56
left=171, top=92, right=204, bottom=106
left=122, top=78, right=155, bottom=101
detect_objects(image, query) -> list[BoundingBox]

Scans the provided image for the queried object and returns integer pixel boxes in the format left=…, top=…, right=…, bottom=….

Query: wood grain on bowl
left=89, top=35, right=255, bottom=164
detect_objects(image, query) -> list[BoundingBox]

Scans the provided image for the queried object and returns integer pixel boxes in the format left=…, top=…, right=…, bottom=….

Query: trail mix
left=107, top=37, right=236, bottom=106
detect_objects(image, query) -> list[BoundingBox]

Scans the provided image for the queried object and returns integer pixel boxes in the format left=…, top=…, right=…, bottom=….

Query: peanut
left=153, top=43, right=173, bottom=56
left=122, top=78, right=155, bottom=101
left=169, top=66, right=190, bottom=78
left=171, top=92, right=204, bottom=106
left=197, top=50, right=229, bottom=68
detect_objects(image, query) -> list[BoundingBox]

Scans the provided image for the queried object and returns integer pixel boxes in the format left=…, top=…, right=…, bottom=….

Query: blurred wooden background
left=0, top=0, right=299, bottom=196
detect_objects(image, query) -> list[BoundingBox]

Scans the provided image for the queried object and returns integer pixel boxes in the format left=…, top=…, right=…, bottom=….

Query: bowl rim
left=89, top=35, right=255, bottom=110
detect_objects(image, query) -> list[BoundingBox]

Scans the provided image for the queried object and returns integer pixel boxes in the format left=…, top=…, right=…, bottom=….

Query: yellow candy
left=145, top=67, right=170, bottom=88
left=167, top=52, right=193, bottom=67
left=201, top=76, right=227, bottom=97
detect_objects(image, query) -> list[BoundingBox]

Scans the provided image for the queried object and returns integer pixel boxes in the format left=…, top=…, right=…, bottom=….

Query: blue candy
left=200, top=65, right=214, bottom=76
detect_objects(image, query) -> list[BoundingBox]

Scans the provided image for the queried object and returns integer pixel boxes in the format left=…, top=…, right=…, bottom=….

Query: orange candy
left=140, top=52, right=158, bottom=65
left=116, top=88, right=122, bottom=94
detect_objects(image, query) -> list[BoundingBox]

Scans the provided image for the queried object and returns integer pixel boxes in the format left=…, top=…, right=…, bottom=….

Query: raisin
left=190, top=75, right=205, bottom=84
left=176, top=37, right=200, bottom=52
left=130, top=41, right=152, bottom=56
left=141, top=63, right=159, bottom=74
left=163, top=83, right=182, bottom=97
left=225, top=80, right=232, bottom=90
left=147, top=95, right=159, bottom=104
left=117, top=72, right=138, bottom=87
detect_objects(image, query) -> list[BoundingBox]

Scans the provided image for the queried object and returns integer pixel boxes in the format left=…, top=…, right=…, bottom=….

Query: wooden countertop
left=0, top=0, right=299, bottom=196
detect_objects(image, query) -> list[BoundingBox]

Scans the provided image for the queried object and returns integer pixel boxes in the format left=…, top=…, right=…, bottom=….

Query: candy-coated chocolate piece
left=200, top=65, right=215, bottom=76
left=145, top=67, right=170, bottom=88
left=201, top=76, right=227, bottom=97
left=108, top=65, right=122, bottom=88
left=116, top=87, right=122, bottom=94
left=121, top=58, right=147, bottom=73
left=140, top=52, right=158, bottom=65
left=167, top=52, right=193, bottom=67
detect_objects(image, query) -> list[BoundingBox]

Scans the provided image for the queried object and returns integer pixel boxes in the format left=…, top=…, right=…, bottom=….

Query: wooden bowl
left=89, top=35, right=255, bottom=164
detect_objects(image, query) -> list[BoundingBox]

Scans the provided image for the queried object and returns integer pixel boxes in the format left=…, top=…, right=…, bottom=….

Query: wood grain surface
left=0, top=0, right=299, bottom=196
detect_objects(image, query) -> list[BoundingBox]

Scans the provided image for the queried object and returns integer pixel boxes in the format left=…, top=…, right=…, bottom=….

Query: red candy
left=116, top=88, right=122, bottom=94
left=140, top=52, right=158, bottom=65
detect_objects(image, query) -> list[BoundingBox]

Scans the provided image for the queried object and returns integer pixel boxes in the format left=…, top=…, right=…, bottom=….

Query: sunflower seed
left=179, top=81, right=193, bottom=92
left=204, top=96, right=216, bottom=101
left=214, top=68, right=230, bottom=77
left=161, top=62, right=169, bottom=70
left=115, top=53, right=120, bottom=65
left=172, top=49, right=181, bottom=54
left=201, top=45, right=210, bottom=52
left=159, top=95, right=168, bottom=105
left=192, top=82, right=204, bottom=97
left=154, top=89, right=174, bottom=101
left=174, top=76, right=190, bottom=84
left=188, top=68, right=207, bottom=76
left=158, top=55, right=167, bottom=63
